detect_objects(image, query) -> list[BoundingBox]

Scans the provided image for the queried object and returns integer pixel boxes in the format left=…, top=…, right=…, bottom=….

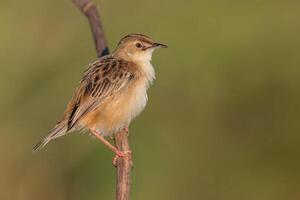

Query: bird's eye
left=135, top=43, right=142, bottom=48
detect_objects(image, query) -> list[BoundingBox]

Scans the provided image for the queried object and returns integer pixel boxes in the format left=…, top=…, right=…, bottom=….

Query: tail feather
left=32, top=137, right=51, bottom=152
left=33, top=121, right=67, bottom=152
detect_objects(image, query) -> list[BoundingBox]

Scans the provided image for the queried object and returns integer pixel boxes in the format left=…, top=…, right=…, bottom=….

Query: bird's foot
left=123, top=127, right=129, bottom=133
left=112, top=150, right=133, bottom=167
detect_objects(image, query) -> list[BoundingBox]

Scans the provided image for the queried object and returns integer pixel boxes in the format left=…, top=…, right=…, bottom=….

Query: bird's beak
left=152, top=43, right=168, bottom=48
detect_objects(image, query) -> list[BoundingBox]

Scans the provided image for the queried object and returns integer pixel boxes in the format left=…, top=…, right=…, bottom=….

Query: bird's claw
left=123, top=127, right=129, bottom=133
left=112, top=150, right=133, bottom=167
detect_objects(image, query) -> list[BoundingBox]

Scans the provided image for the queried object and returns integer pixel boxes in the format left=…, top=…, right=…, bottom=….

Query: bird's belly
left=82, top=81, right=148, bottom=135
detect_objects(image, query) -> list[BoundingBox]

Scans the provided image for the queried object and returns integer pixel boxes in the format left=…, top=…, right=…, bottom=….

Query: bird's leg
left=90, top=129, right=131, bottom=165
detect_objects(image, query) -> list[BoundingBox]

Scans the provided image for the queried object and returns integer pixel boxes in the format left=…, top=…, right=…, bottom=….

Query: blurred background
left=1, top=0, right=300, bottom=199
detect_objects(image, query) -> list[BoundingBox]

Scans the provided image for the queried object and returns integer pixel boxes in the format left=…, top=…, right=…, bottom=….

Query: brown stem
left=115, top=129, right=132, bottom=200
left=72, top=1, right=132, bottom=200
left=72, top=0, right=109, bottom=57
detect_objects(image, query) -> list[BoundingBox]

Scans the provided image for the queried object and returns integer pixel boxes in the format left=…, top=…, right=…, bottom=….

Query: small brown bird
left=33, top=34, right=167, bottom=159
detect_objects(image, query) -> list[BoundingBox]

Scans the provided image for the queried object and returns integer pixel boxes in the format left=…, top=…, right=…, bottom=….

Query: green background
left=1, top=0, right=300, bottom=199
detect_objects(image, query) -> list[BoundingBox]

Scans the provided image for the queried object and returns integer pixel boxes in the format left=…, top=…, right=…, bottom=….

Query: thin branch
left=72, top=1, right=132, bottom=200
left=72, top=0, right=109, bottom=57
left=115, top=129, right=132, bottom=200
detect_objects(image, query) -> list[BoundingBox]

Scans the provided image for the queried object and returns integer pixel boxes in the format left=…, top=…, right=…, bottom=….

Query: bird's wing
left=66, top=56, right=135, bottom=130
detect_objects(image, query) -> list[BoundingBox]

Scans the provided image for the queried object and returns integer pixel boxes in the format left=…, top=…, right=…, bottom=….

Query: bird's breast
left=82, top=77, right=150, bottom=135
left=81, top=62, right=155, bottom=135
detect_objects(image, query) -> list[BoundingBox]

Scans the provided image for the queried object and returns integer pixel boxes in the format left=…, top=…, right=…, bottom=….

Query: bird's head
left=113, top=34, right=167, bottom=63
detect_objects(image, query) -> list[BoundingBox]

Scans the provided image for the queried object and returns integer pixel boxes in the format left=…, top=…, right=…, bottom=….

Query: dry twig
left=72, top=1, right=132, bottom=199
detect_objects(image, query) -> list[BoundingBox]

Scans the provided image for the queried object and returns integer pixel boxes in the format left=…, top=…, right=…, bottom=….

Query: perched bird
left=33, top=34, right=167, bottom=159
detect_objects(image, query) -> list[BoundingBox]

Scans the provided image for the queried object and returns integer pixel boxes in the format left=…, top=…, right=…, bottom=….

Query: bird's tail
left=33, top=121, right=68, bottom=152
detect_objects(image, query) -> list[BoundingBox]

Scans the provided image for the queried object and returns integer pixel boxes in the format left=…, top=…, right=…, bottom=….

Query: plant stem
left=72, top=1, right=132, bottom=199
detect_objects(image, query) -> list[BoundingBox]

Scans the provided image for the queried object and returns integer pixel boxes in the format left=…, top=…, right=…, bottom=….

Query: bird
left=33, top=33, right=167, bottom=161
